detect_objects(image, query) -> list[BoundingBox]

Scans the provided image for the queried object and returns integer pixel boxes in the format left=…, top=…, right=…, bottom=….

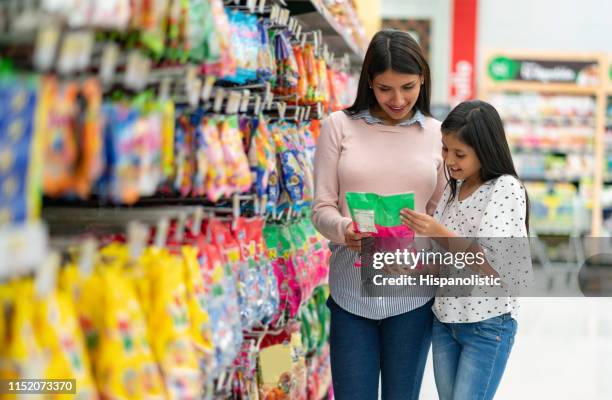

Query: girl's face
left=442, top=133, right=482, bottom=184
left=370, top=70, right=422, bottom=123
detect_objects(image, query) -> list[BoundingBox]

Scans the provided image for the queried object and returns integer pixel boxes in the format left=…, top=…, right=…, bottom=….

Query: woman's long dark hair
left=441, top=100, right=530, bottom=232
left=345, top=29, right=431, bottom=116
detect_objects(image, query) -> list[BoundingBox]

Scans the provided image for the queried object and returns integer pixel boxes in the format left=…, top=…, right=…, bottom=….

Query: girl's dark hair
left=441, top=100, right=530, bottom=232
left=345, top=29, right=431, bottom=116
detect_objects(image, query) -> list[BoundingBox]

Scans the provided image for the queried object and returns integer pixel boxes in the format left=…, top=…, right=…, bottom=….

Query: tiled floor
left=419, top=297, right=612, bottom=399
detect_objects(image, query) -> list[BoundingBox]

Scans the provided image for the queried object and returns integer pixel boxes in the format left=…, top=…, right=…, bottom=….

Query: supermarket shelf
left=483, top=82, right=600, bottom=95
left=531, top=227, right=581, bottom=236
left=521, top=176, right=585, bottom=183
left=502, top=116, right=595, bottom=125
left=512, top=145, right=593, bottom=154
left=285, top=0, right=366, bottom=64
left=523, top=175, right=612, bottom=184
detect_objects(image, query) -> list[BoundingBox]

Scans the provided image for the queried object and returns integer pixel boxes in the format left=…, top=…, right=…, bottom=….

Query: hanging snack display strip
left=0, top=0, right=365, bottom=398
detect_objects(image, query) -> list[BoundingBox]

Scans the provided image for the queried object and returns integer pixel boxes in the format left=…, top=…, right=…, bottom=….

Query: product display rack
left=285, top=0, right=367, bottom=65
left=481, top=51, right=608, bottom=236
left=0, top=0, right=367, bottom=398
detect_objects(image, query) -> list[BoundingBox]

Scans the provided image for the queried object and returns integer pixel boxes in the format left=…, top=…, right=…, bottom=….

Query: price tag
left=76, top=30, right=95, bottom=71
left=175, top=212, right=187, bottom=242
left=192, top=207, right=204, bottom=236
left=254, top=95, right=262, bottom=114
left=137, top=54, right=151, bottom=89
left=189, top=78, right=203, bottom=107
left=155, top=218, right=170, bottom=248
left=35, top=252, right=60, bottom=298
left=0, top=222, right=48, bottom=279
left=185, top=65, right=197, bottom=90
left=247, top=0, right=257, bottom=13
left=127, top=221, right=147, bottom=260
left=201, top=75, right=216, bottom=102
left=124, top=51, right=140, bottom=89
left=258, top=0, right=267, bottom=14
left=99, top=43, right=119, bottom=85
left=288, top=17, right=296, bottom=33
left=264, top=82, right=273, bottom=109
left=213, top=88, right=226, bottom=113
left=240, top=90, right=251, bottom=113
left=270, top=5, right=279, bottom=24
left=281, top=9, right=290, bottom=25
left=159, top=77, right=171, bottom=101
left=33, top=24, right=60, bottom=71
left=57, top=32, right=81, bottom=75
left=78, top=238, right=97, bottom=276
left=225, top=91, right=242, bottom=114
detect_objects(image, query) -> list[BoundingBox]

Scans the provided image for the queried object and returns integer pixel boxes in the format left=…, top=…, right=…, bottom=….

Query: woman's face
left=370, top=69, right=422, bottom=123
left=442, top=132, right=482, bottom=184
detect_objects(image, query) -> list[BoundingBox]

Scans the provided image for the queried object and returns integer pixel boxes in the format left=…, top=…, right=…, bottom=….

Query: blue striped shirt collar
left=350, top=108, right=426, bottom=128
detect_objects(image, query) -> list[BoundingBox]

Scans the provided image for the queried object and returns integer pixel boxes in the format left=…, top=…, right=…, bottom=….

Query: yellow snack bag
left=3, top=279, right=46, bottom=383
left=33, top=283, right=97, bottom=399
left=96, top=262, right=166, bottom=399
left=141, top=247, right=202, bottom=398
left=181, top=245, right=214, bottom=362
left=62, top=245, right=166, bottom=399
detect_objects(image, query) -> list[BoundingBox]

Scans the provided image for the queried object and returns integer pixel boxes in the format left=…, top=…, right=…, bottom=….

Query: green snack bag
left=345, top=192, right=415, bottom=238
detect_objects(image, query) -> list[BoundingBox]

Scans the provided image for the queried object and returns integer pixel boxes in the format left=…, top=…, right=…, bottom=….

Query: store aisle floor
left=418, top=298, right=612, bottom=399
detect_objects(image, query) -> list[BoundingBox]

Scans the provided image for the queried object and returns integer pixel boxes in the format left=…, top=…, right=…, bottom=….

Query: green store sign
left=488, top=56, right=600, bottom=85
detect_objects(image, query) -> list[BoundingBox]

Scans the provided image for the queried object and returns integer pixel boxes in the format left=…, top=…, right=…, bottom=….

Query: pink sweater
left=312, top=111, right=446, bottom=244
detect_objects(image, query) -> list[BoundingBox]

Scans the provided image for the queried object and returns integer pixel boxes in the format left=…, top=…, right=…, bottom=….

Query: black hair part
left=441, top=100, right=530, bottom=233
left=345, top=29, right=431, bottom=117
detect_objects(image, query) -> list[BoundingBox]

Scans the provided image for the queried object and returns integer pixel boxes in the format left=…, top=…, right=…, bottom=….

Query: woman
left=312, top=29, right=446, bottom=400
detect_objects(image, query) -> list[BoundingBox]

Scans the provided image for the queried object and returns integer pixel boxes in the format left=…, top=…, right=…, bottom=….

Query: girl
left=401, top=100, right=533, bottom=400
left=312, top=30, right=446, bottom=399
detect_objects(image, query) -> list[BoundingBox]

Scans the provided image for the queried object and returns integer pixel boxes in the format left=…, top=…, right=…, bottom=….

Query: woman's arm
left=311, top=114, right=353, bottom=244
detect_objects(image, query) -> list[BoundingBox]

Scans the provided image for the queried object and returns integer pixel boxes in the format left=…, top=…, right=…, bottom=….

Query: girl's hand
left=400, top=209, right=449, bottom=237
left=344, top=224, right=372, bottom=253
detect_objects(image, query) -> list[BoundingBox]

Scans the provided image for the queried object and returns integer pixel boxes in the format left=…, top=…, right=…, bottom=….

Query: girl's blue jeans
left=432, top=313, right=517, bottom=400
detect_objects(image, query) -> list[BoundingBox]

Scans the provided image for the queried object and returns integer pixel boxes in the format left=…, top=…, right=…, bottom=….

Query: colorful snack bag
left=1, top=280, right=47, bottom=392
left=219, top=115, right=252, bottom=196
left=137, top=247, right=202, bottom=399
left=99, top=103, right=141, bottom=204
left=202, top=116, right=228, bottom=201
left=0, top=74, right=43, bottom=224
left=345, top=192, right=415, bottom=239
left=33, top=283, right=98, bottom=399
left=293, top=45, right=307, bottom=102
left=64, top=252, right=166, bottom=399
left=160, top=99, right=175, bottom=178
left=271, top=121, right=304, bottom=210
left=263, top=224, right=287, bottom=325
left=192, top=112, right=209, bottom=197
left=257, top=21, right=274, bottom=82
left=134, top=107, right=163, bottom=197
left=181, top=245, right=214, bottom=362
left=174, top=113, right=197, bottom=197
left=197, top=241, right=239, bottom=377
left=42, top=78, right=79, bottom=197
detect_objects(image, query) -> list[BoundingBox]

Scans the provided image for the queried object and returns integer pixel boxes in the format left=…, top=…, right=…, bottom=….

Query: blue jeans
left=432, top=314, right=517, bottom=400
left=327, top=296, right=434, bottom=400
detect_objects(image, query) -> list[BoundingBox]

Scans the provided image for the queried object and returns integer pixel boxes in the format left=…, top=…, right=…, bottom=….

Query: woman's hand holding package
left=344, top=224, right=372, bottom=252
